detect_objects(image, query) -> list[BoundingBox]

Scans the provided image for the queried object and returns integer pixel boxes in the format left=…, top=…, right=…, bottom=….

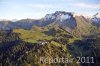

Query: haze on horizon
left=0, top=0, right=100, bottom=20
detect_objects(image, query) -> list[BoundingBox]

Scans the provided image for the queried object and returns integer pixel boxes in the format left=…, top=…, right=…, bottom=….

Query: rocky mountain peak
left=92, top=13, right=100, bottom=27
left=94, top=13, right=100, bottom=18
left=92, top=13, right=100, bottom=23
left=44, top=11, right=73, bottom=22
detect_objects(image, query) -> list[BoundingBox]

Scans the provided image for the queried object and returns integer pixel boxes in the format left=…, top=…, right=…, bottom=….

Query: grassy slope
left=13, top=29, right=53, bottom=43
left=72, top=16, right=95, bottom=37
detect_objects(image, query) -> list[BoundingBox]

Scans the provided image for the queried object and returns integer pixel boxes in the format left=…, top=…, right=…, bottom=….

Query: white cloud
left=70, top=3, right=100, bottom=9
left=27, top=4, right=55, bottom=8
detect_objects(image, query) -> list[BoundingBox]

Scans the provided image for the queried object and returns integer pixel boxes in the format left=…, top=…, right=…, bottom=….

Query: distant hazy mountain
left=0, top=19, right=40, bottom=30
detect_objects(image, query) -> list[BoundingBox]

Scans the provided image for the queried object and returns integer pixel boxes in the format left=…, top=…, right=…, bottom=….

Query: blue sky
left=0, top=0, right=100, bottom=20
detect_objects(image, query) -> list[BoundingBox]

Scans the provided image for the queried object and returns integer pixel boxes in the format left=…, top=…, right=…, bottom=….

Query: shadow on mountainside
left=67, top=36, right=100, bottom=66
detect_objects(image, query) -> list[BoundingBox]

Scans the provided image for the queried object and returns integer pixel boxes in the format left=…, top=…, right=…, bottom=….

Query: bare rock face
left=92, top=13, right=100, bottom=27
left=42, top=11, right=77, bottom=32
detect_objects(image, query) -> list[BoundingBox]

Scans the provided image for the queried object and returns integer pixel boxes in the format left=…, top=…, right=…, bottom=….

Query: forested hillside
left=0, top=29, right=100, bottom=66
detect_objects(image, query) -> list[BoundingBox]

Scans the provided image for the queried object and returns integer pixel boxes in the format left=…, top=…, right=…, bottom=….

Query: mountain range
left=0, top=11, right=100, bottom=36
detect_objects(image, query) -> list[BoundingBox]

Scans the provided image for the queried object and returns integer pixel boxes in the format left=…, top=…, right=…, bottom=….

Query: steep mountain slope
left=73, top=16, right=95, bottom=36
